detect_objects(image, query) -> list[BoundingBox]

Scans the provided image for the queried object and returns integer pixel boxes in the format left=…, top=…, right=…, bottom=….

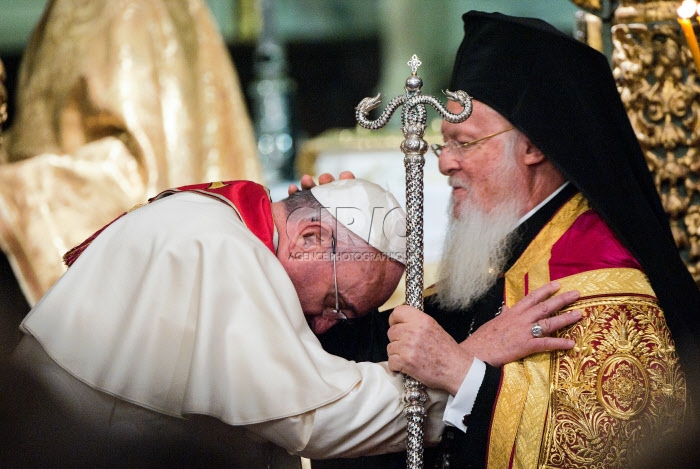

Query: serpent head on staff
left=356, top=94, right=383, bottom=115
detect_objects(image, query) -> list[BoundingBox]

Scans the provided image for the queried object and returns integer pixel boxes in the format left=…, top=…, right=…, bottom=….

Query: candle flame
left=678, top=0, right=698, bottom=19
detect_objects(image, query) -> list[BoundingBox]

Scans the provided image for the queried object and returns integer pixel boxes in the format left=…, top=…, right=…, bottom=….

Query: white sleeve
left=246, top=362, right=449, bottom=459
left=441, top=358, right=486, bottom=432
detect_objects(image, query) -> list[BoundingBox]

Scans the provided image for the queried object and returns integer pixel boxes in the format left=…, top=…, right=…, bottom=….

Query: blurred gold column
left=233, top=0, right=262, bottom=42
left=0, top=59, right=6, bottom=163
left=573, top=0, right=700, bottom=285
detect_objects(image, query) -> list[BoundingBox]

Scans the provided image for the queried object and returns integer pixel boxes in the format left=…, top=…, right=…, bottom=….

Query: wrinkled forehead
left=334, top=223, right=380, bottom=252
left=287, top=205, right=405, bottom=263
left=284, top=206, right=376, bottom=245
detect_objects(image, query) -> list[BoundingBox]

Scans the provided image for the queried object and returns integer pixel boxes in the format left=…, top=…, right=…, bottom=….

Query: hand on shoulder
left=462, top=281, right=582, bottom=367
left=385, top=281, right=582, bottom=394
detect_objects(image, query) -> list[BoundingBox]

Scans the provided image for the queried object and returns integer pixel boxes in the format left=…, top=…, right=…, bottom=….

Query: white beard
left=436, top=146, right=525, bottom=310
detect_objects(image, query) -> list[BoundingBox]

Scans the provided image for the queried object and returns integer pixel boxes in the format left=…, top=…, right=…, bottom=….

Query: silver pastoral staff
left=355, top=55, right=472, bottom=469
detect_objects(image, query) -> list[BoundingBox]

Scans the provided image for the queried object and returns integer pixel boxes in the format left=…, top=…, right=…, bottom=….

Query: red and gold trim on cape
left=63, top=181, right=275, bottom=266
left=487, top=193, right=686, bottom=469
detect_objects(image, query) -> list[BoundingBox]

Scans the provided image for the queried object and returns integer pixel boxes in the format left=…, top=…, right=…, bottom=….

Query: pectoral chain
left=467, top=301, right=504, bottom=337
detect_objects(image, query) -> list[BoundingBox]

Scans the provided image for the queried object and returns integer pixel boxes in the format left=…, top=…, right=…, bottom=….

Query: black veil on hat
left=450, top=11, right=700, bottom=415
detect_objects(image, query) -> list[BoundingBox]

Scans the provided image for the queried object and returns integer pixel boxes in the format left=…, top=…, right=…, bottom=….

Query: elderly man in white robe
left=0, top=178, right=581, bottom=468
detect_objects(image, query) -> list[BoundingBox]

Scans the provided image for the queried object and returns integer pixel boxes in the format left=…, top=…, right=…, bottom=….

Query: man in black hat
left=307, top=10, right=700, bottom=469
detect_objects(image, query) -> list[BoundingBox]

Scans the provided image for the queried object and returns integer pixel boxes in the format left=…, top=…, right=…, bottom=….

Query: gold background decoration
left=610, top=1, right=700, bottom=285
left=576, top=0, right=700, bottom=285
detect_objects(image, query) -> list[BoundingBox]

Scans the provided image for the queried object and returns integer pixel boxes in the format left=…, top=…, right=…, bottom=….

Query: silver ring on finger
left=531, top=323, right=544, bottom=338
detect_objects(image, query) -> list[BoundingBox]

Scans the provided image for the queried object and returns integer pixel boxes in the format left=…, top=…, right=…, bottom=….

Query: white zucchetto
left=311, top=179, right=406, bottom=263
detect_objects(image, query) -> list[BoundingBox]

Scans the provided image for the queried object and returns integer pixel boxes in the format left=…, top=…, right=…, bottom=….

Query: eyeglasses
left=430, top=127, right=514, bottom=159
left=322, top=235, right=350, bottom=322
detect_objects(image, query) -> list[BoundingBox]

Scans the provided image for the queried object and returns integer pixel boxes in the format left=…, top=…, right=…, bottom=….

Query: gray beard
left=435, top=196, right=522, bottom=311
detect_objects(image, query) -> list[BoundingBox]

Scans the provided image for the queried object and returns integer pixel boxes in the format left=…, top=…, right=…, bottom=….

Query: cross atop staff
left=407, top=54, right=422, bottom=73
left=355, top=55, right=472, bottom=469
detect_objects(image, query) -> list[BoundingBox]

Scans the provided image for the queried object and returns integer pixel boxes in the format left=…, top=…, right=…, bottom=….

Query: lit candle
left=678, top=0, right=700, bottom=74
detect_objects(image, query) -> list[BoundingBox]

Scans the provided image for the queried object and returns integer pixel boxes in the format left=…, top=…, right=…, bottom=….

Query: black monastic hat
left=450, top=11, right=700, bottom=414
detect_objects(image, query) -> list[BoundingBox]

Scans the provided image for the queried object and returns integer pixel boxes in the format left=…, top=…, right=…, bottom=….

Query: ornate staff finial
left=407, top=54, right=422, bottom=74
left=355, top=56, right=472, bottom=469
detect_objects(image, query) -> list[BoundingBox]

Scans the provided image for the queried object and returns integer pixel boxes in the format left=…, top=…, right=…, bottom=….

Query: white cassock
left=16, top=192, right=447, bottom=461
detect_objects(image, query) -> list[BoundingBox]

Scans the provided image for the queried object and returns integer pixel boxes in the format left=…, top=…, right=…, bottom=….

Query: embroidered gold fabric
left=0, top=0, right=262, bottom=305
left=489, top=193, right=686, bottom=469
left=489, top=193, right=591, bottom=469
left=540, top=293, right=685, bottom=469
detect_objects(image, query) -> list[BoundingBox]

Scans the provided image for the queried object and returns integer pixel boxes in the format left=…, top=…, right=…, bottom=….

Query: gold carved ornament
left=611, top=18, right=700, bottom=285
left=570, top=0, right=700, bottom=284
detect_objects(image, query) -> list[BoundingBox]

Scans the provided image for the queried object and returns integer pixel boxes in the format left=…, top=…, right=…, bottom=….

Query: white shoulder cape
left=21, top=192, right=362, bottom=424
